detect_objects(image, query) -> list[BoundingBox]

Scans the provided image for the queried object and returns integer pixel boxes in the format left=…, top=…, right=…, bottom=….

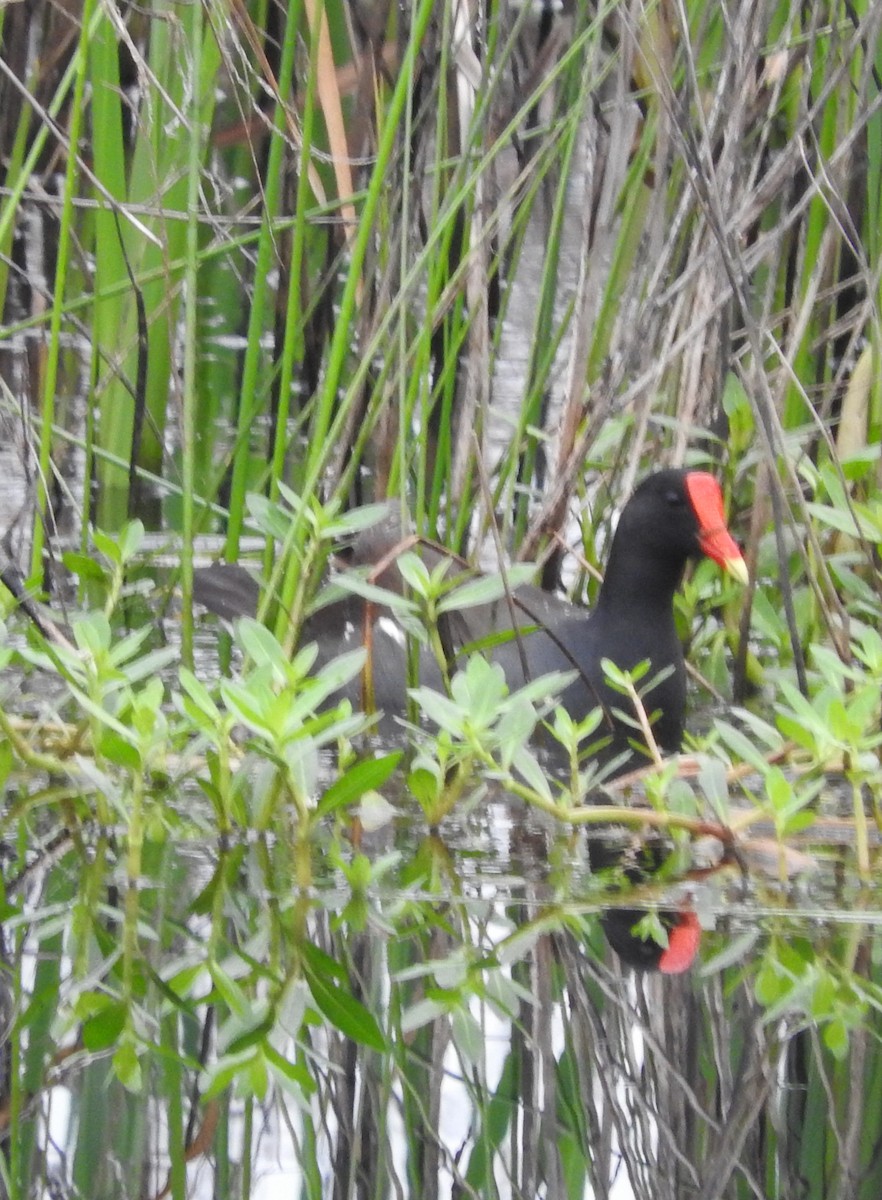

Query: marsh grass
left=4, top=0, right=882, bottom=1197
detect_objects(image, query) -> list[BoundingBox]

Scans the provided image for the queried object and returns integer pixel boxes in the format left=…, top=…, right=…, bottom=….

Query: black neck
left=595, top=541, right=686, bottom=622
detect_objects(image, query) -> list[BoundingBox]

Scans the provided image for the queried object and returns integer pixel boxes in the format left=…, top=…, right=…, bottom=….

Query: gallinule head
left=194, top=468, right=746, bottom=767
left=600, top=906, right=702, bottom=973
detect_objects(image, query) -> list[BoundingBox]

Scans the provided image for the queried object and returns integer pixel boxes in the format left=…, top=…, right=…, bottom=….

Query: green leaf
left=81, top=998, right=127, bottom=1051
left=601, top=656, right=650, bottom=689
left=62, top=551, right=108, bottom=583
left=450, top=657, right=508, bottom=720
left=226, top=1011, right=274, bottom=1055
left=399, top=996, right=448, bottom=1034
left=93, top=527, right=123, bottom=566
left=290, top=641, right=320, bottom=678
left=304, top=968, right=386, bottom=1051
left=98, top=730, right=141, bottom=770
left=65, top=682, right=136, bottom=744
left=436, top=564, right=537, bottom=613
left=451, top=1005, right=485, bottom=1068
left=713, top=718, right=776, bottom=773
left=855, top=626, right=882, bottom=674
left=458, top=625, right=539, bottom=656
left=464, top=1051, right=518, bottom=1188
left=275, top=481, right=309, bottom=517
left=823, top=1017, right=850, bottom=1059
left=395, top=552, right=435, bottom=595
left=114, top=644, right=178, bottom=685
left=315, top=752, right=402, bottom=818
left=777, top=680, right=830, bottom=740
left=264, top=1042, right=315, bottom=1097
left=300, top=942, right=346, bottom=983
left=106, top=625, right=152, bottom=669
left=408, top=687, right=465, bottom=735
left=765, top=766, right=794, bottom=814
left=699, top=928, right=761, bottom=976
left=113, top=1037, right=143, bottom=1093
left=776, top=714, right=820, bottom=754
left=236, top=618, right=289, bottom=675
left=320, top=571, right=416, bottom=615
left=697, top=757, right=730, bottom=817
left=346, top=853, right=373, bottom=890
left=512, top=670, right=578, bottom=708
left=312, top=648, right=368, bottom=696
left=755, top=960, right=789, bottom=1007
left=201, top=1050, right=255, bottom=1102
left=179, top=667, right=221, bottom=722
left=219, top=679, right=275, bottom=738
left=408, top=761, right=441, bottom=806
left=0, top=738, right=13, bottom=789
left=495, top=696, right=538, bottom=767
left=827, top=696, right=854, bottom=743
left=72, top=611, right=112, bottom=656
left=510, top=745, right=553, bottom=802
left=247, top=491, right=300, bottom=541
left=721, top=371, right=755, bottom=440
left=780, top=809, right=816, bottom=836
left=210, top=963, right=251, bottom=1019
left=118, top=519, right=145, bottom=563
left=806, top=501, right=882, bottom=540
left=325, top=502, right=400, bottom=539
left=301, top=945, right=386, bottom=1051
left=246, top=1049, right=269, bottom=1100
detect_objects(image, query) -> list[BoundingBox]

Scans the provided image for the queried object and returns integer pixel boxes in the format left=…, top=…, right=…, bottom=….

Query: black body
left=193, top=470, right=727, bottom=773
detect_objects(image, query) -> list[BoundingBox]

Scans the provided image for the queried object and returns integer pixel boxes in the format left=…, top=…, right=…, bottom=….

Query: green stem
left=474, top=741, right=734, bottom=839
left=267, top=0, right=309, bottom=515
left=178, top=0, right=207, bottom=669
left=123, top=772, right=145, bottom=1006
left=30, top=0, right=99, bottom=582
left=224, top=0, right=301, bottom=559
left=0, top=709, right=73, bottom=780
left=852, top=775, right=870, bottom=879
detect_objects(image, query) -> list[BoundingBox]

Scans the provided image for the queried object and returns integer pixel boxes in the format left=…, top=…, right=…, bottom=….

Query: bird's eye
left=666, top=490, right=685, bottom=507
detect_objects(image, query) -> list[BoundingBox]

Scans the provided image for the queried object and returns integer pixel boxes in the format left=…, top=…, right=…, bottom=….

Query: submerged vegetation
left=2, top=0, right=882, bottom=1197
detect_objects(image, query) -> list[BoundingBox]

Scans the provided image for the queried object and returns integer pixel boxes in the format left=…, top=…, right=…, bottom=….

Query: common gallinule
left=194, top=468, right=747, bottom=769
left=461, top=468, right=747, bottom=770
